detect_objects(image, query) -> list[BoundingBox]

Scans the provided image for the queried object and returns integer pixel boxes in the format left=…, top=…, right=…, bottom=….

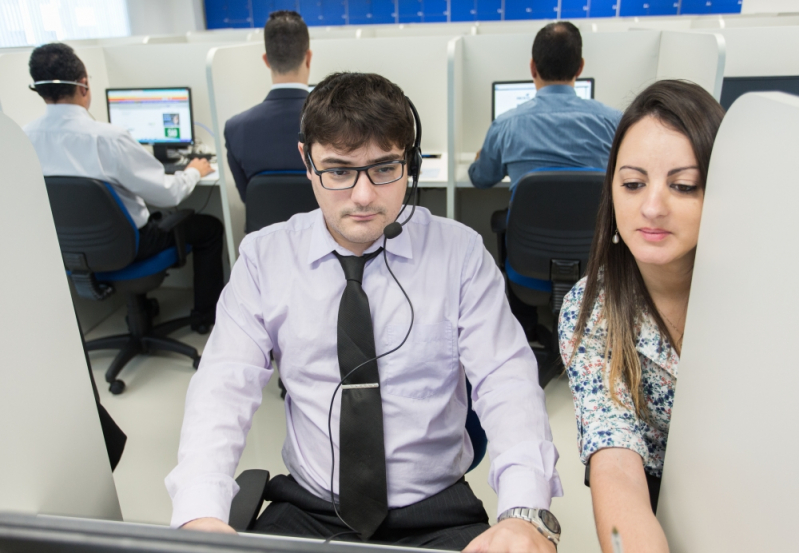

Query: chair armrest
left=157, top=209, right=194, bottom=268
left=229, top=470, right=270, bottom=532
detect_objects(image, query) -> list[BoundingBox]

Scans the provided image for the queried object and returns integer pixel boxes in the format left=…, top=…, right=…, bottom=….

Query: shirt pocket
left=379, top=321, right=457, bottom=399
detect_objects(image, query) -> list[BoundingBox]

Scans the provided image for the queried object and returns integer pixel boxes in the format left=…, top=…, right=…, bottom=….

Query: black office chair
left=45, top=177, right=201, bottom=395
left=245, top=171, right=318, bottom=234
left=228, top=376, right=488, bottom=532
left=491, top=168, right=605, bottom=388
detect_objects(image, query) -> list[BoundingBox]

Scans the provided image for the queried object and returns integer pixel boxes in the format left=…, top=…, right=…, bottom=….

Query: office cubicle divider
left=0, top=112, right=122, bottom=521
left=206, top=42, right=272, bottom=263
left=657, top=91, right=799, bottom=551
left=656, top=31, right=726, bottom=100
left=696, top=25, right=799, bottom=78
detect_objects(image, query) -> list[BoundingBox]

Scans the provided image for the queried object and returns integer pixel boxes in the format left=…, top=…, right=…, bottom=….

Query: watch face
left=540, top=510, right=561, bottom=534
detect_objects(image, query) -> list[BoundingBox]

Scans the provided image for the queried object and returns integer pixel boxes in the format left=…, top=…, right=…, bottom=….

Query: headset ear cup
left=409, top=148, right=422, bottom=180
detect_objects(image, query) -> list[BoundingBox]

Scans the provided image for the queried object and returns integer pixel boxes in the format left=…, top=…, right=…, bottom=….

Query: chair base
left=85, top=294, right=201, bottom=394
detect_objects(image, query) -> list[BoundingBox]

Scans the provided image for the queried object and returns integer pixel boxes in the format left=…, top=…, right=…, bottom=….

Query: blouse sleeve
left=557, top=279, right=650, bottom=467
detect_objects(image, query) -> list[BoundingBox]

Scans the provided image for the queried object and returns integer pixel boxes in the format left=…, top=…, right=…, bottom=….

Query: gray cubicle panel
left=657, top=92, right=799, bottom=551
left=0, top=112, right=122, bottom=520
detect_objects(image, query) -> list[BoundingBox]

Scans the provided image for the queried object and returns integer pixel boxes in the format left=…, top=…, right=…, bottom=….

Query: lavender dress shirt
left=165, top=207, right=562, bottom=528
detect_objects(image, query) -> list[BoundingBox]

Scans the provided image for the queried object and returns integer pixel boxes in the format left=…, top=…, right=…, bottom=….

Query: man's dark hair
left=28, top=43, right=87, bottom=102
left=532, top=22, right=583, bottom=82
left=300, top=72, right=415, bottom=163
left=264, top=10, right=309, bottom=74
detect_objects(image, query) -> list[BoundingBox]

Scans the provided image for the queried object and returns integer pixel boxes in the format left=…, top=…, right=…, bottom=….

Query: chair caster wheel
left=192, top=356, right=201, bottom=369
left=109, top=380, right=126, bottom=395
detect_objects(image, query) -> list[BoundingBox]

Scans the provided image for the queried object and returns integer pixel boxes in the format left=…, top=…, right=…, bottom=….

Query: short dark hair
left=300, top=72, right=415, bottom=163
left=264, top=10, right=309, bottom=74
left=29, top=43, right=87, bottom=102
left=532, top=22, right=583, bottom=82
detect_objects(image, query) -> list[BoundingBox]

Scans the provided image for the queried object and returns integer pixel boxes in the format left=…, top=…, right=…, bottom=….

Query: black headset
left=298, top=92, right=423, bottom=240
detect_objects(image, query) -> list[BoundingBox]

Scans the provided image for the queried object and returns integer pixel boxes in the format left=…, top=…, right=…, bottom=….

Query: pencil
left=611, top=527, right=624, bottom=553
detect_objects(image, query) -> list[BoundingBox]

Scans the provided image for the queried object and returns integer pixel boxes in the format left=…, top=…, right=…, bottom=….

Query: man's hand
left=463, top=518, right=556, bottom=553
left=186, top=158, right=214, bottom=177
left=474, top=149, right=482, bottom=161
left=180, top=517, right=237, bottom=534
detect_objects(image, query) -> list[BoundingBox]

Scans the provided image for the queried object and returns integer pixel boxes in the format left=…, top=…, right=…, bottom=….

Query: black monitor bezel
left=105, top=86, right=195, bottom=146
left=491, top=77, right=595, bottom=120
left=719, top=75, right=799, bottom=110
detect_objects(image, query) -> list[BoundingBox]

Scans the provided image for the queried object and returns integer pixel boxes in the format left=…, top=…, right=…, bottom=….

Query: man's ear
left=298, top=143, right=312, bottom=178
left=305, top=49, right=312, bottom=69
left=262, top=53, right=271, bottom=69
left=575, top=58, right=585, bottom=79
left=530, top=59, right=538, bottom=80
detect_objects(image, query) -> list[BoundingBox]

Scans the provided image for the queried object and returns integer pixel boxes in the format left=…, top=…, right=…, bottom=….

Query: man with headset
left=167, top=72, right=562, bottom=552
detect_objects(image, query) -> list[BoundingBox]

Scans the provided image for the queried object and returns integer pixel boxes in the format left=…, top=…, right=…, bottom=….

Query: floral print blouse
left=558, top=277, right=679, bottom=477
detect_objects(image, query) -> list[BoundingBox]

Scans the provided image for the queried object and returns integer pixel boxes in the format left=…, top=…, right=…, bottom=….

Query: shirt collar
left=535, top=84, right=577, bottom=97
left=307, top=209, right=413, bottom=264
left=45, top=103, right=91, bottom=118
left=635, top=310, right=680, bottom=378
left=271, top=82, right=310, bottom=92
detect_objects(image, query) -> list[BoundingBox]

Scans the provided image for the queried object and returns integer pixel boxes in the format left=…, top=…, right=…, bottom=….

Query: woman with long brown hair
left=558, top=80, right=725, bottom=552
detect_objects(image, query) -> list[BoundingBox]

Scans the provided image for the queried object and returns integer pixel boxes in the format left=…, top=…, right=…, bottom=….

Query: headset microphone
left=383, top=222, right=402, bottom=239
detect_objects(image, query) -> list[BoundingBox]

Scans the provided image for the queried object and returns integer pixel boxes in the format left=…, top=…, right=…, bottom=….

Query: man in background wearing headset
left=166, top=72, right=562, bottom=552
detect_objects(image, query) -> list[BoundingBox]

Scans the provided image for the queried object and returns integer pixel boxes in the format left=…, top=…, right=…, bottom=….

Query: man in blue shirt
left=469, top=22, right=621, bottom=191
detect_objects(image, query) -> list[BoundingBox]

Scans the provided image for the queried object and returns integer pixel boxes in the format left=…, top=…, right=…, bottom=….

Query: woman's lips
left=638, top=228, right=671, bottom=242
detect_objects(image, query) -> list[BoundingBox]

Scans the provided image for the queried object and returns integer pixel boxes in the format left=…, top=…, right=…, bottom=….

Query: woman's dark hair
left=300, top=72, right=415, bottom=163
left=570, top=80, right=725, bottom=418
left=532, top=22, right=582, bottom=82
left=264, top=10, right=309, bottom=74
left=29, top=43, right=87, bottom=102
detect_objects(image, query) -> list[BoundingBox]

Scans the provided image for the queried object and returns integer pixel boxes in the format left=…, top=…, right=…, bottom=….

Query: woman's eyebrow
left=667, top=165, right=699, bottom=176
left=618, top=165, right=647, bottom=175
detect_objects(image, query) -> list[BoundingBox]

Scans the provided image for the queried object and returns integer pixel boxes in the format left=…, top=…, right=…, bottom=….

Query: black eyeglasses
left=307, top=153, right=406, bottom=190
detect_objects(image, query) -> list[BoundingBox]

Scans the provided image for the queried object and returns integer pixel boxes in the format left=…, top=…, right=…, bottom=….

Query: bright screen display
left=492, top=79, right=594, bottom=120
left=107, top=88, right=193, bottom=144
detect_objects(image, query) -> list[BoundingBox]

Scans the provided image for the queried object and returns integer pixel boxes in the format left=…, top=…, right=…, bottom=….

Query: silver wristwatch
left=498, top=507, right=561, bottom=547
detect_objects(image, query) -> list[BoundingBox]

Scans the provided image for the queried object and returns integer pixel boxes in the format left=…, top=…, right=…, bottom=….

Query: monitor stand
left=152, top=144, right=181, bottom=163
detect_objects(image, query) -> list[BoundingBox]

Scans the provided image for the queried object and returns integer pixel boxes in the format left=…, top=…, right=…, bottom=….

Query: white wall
left=741, top=0, right=799, bottom=13
left=126, top=0, right=204, bottom=36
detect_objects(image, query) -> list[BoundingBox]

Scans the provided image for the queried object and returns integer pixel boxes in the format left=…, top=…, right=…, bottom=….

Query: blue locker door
left=299, top=0, right=346, bottom=25
left=205, top=0, right=254, bottom=28
left=398, top=0, right=424, bottom=22
left=620, top=0, right=678, bottom=16
left=680, top=0, right=742, bottom=13
left=588, top=0, right=618, bottom=17
left=253, top=1, right=300, bottom=27
left=423, top=0, right=449, bottom=22
left=348, top=0, right=398, bottom=24
left=476, top=0, right=503, bottom=21
left=561, top=0, right=590, bottom=18
left=451, top=0, right=477, bottom=21
left=505, top=0, right=560, bottom=20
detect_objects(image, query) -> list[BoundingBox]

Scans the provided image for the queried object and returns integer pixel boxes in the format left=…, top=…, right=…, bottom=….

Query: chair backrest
left=245, top=172, right=318, bottom=234
left=506, top=169, right=604, bottom=282
left=44, top=177, right=138, bottom=273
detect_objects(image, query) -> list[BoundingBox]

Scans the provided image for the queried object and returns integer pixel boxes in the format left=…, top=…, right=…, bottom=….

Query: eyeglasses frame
left=305, top=148, right=408, bottom=191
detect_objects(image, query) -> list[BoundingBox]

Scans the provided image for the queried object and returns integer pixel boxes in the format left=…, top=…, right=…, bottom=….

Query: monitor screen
left=106, top=87, right=194, bottom=145
left=492, top=78, right=594, bottom=120
left=719, top=76, right=799, bottom=111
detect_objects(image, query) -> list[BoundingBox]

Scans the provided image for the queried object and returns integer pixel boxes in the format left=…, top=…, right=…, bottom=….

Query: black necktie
left=334, top=248, right=387, bottom=540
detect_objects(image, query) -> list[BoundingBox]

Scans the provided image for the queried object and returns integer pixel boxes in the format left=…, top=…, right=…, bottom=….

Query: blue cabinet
left=476, top=0, right=503, bottom=21
left=398, top=0, right=447, bottom=22
left=299, top=0, right=347, bottom=25
left=205, top=0, right=254, bottom=28
left=561, top=0, right=590, bottom=18
left=620, top=0, right=678, bottom=16
left=680, top=0, right=742, bottom=14
left=504, top=0, right=560, bottom=20
left=253, top=1, right=301, bottom=27
left=588, top=0, right=618, bottom=17
left=348, top=0, right=397, bottom=24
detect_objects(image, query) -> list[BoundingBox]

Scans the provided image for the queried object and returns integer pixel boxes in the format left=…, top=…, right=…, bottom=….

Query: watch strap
left=498, top=507, right=560, bottom=547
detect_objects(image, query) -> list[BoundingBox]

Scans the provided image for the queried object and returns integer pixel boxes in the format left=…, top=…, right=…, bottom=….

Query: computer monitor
left=492, top=78, right=595, bottom=120
left=719, top=75, right=799, bottom=111
left=106, top=87, right=194, bottom=161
